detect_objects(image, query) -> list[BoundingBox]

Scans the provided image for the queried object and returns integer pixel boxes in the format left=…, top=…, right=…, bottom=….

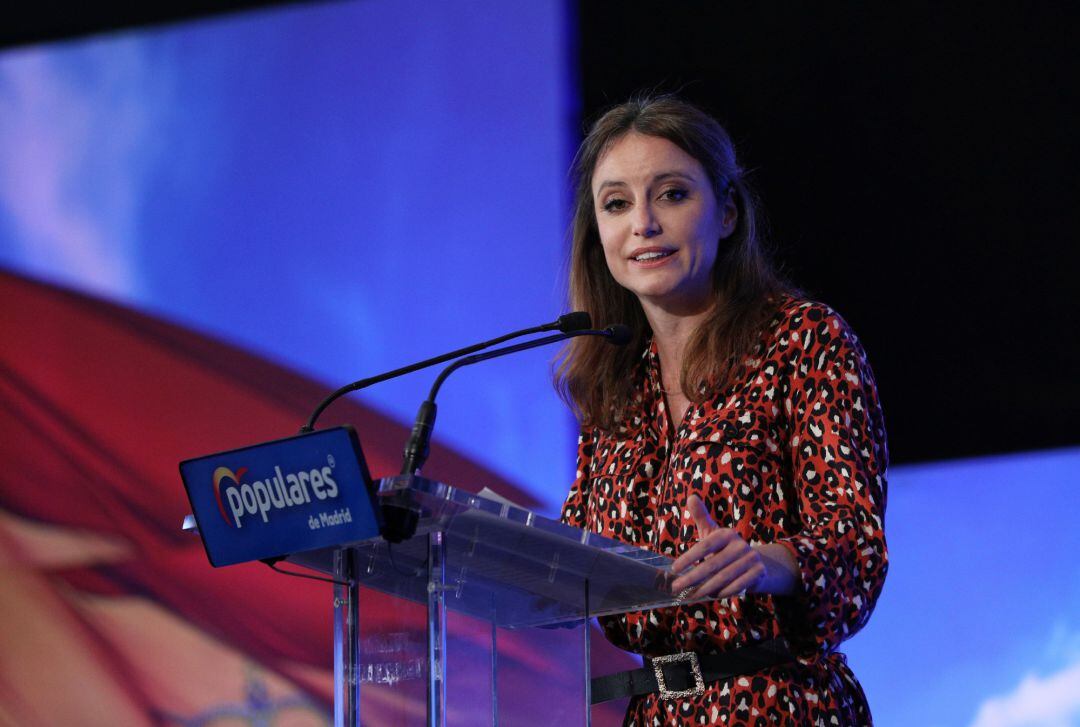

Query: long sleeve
left=773, top=303, right=889, bottom=653
left=560, top=428, right=596, bottom=529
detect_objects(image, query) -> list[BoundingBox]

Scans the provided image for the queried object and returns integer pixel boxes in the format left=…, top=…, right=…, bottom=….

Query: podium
left=283, top=474, right=696, bottom=727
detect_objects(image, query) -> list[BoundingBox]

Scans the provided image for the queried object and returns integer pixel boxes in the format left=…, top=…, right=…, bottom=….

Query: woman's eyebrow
left=652, top=171, right=696, bottom=184
left=595, top=171, right=698, bottom=193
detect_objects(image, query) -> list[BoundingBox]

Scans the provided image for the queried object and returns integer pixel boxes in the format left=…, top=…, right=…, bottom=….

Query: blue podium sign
left=180, top=426, right=382, bottom=567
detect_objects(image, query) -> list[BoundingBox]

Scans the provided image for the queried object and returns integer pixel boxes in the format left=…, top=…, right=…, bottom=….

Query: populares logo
left=211, top=458, right=338, bottom=528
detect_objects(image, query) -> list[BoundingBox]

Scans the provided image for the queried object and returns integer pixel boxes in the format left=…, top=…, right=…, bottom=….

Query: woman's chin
left=635, top=289, right=714, bottom=318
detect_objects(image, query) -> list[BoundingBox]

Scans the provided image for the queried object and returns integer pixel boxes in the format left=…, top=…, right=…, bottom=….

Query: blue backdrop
left=0, top=0, right=576, bottom=512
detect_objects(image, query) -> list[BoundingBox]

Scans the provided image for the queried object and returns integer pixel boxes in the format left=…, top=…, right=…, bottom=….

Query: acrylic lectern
left=281, top=474, right=697, bottom=727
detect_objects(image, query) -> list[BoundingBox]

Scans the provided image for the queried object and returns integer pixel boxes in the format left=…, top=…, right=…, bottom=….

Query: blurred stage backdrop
left=1, top=1, right=1077, bottom=725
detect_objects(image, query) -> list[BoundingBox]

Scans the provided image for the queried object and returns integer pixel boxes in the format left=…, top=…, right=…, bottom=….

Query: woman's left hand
left=669, top=494, right=767, bottom=599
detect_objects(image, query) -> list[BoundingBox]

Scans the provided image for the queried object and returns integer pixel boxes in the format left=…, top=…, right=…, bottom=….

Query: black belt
left=590, top=638, right=793, bottom=704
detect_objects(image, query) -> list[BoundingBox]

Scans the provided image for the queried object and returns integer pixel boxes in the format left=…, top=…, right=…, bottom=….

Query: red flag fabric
left=0, top=269, right=632, bottom=725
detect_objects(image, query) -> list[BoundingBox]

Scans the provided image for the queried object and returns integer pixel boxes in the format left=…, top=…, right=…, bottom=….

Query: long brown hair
left=556, top=95, right=794, bottom=429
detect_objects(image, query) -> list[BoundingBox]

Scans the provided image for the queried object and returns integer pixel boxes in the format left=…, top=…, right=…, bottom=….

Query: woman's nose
left=631, top=203, right=662, bottom=238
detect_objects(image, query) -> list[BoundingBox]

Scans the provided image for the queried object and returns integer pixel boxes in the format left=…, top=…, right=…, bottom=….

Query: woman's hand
left=669, top=494, right=766, bottom=599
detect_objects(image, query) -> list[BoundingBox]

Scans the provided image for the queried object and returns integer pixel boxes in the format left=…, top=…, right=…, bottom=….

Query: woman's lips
left=629, top=247, right=677, bottom=267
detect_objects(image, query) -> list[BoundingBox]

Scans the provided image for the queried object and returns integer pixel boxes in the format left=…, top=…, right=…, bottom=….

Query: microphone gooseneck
left=301, top=311, right=592, bottom=433
left=400, top=325, right=630, bottom=476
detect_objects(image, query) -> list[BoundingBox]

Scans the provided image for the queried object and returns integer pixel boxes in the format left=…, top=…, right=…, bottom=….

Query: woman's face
left=591, top=132, right=736, bottom=315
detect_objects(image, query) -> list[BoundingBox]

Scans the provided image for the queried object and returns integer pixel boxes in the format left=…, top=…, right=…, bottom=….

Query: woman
left=558, top=95, right=888, bottom=725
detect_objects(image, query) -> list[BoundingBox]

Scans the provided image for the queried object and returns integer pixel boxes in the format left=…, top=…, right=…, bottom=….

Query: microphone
left=300, top=312, right=592, bottom=432
left=604, top=324, right=632, bottom=346
left=400, top=324, right=631, bottom=476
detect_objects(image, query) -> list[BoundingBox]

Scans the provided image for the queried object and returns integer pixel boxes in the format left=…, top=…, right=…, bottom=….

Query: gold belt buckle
left=651, top=652, right=705, bottom=700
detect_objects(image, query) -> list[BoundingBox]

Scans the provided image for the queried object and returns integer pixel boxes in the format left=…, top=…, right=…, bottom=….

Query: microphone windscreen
left=604, top=325, right=633, bottom=346
left=556, top=311, right=592, bottom=333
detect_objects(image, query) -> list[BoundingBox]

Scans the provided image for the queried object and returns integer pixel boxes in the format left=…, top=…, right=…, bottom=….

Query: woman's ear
left=719, top=193, right=738, bottom=238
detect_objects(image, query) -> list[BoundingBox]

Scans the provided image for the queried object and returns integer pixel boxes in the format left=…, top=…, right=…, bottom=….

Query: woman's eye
left=660, top=188, right=688, bottom=202
left=602, top=198, right=628, bottom=213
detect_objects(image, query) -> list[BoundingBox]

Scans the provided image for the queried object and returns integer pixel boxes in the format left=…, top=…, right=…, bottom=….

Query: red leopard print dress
left=561, top=299, right=888, bottom=726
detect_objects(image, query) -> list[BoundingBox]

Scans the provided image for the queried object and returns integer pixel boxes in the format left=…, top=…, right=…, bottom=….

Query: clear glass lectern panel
left=353, top=593, right=589, bottom=726
left=285, top=475, right=707, bottom=727
left=289, top=475, right=698, bottom=625
left=354, top=587, right=428, bottom=724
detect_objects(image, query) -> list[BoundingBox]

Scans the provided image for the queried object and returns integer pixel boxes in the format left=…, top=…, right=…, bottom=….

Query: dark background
left=7, top=1, right=1077, bottom=464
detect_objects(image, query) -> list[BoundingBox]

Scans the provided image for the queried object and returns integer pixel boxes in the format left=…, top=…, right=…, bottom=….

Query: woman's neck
left=643, top=302, right=713, bottom=395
